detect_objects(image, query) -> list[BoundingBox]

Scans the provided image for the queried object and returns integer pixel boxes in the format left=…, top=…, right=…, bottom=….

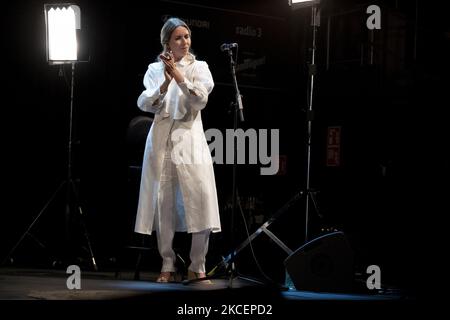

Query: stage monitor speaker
left=284, top=231, right=354, bottom=293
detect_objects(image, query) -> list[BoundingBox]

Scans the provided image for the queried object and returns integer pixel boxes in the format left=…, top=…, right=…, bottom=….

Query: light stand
left=289, top=0, right=323, bottom=242
left=64, top=62, right=97, bottom=271
left=1, top=5, right=97, bottom=270
left=304, top=2, right=322, bottom=242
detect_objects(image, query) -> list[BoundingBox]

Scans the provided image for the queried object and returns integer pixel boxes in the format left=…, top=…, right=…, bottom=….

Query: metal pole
left=65, top=63, right=75, bottom=243
left=67, top=62, right=98, bottom=271
left=228, top=47, right=242, bottom=288
left=305, top=4, right=318, bottom=242
left=68, top=62, right=75, bottom=182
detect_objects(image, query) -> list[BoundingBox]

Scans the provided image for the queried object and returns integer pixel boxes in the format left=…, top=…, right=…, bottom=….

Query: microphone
left=220, top=42, right=238, bottom=51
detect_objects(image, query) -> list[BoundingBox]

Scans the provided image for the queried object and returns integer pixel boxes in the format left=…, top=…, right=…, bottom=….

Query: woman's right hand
left=159, top=53, right=173, bottom=92
left=163, top=68, right=172, bottom=83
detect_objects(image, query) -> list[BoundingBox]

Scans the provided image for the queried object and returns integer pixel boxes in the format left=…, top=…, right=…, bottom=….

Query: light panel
left=289, top=0, right=320, bottom=9
left=45, top=4, right=81, bottom=64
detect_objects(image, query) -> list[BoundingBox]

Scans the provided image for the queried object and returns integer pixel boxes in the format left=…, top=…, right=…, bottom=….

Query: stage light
left=289, top=0, right=320, bottom=10
left=44, top=4, right=81, bottom=64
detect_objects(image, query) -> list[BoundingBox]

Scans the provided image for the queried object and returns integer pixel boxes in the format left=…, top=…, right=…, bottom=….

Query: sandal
left=188, top=270, right=212, bottom=284
left=156, top=272, right=175, bottom=283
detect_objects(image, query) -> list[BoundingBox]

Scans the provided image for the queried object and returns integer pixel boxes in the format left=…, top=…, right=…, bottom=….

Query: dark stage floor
left=0, top=267, right=418, bottom=318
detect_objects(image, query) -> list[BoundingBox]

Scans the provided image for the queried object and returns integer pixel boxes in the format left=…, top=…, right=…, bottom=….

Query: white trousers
left=156, top=147, right=211, bottom=273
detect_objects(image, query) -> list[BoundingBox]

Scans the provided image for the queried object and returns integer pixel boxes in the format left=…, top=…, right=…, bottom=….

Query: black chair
left=115, top=115, right=154, bottom=280
left=114, top=233, right=155, bottom=280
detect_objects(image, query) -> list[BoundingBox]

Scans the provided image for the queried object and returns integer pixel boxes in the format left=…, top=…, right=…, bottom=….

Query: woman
left=134, top=17, right=221, bottom=283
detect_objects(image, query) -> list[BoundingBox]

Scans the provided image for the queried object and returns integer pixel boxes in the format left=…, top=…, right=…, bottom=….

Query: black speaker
left=284, top=231, right=354, bottom=293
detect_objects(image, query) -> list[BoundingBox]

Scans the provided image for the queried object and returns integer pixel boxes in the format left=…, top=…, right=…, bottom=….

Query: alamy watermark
left=66, top=265, right=81, bottom=290
left=171, top=128, right=279, bottom=176
left=366, top=5, right=381, bottom=30
left=366, top=264, right=381, bottom=290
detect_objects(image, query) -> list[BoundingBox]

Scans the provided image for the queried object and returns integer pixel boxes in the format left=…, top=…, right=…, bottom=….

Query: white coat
left=134, top=53, right=221, bottom=235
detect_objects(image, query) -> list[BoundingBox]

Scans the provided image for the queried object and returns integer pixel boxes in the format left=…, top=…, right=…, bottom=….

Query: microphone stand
left=220, top=47, right=284, bottom=290
left=183, top=46, right=247, bottom=287
left=227, top=49, right=244, bottom=123
left=226, top=46, right=243, bottom=289
left=225, top=47, right=291, bottom=290
left=184, top=46, right=273, bottom=288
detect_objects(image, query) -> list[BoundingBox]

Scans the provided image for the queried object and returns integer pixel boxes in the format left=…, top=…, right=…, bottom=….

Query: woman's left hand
left=160, top=52, right=184, bottom=83
left=160, top=52, right=175, bottom=75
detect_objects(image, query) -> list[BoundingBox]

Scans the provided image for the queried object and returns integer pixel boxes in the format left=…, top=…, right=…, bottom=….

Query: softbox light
left=289, top=0, right=320, bottom=10
left=44, top=3, right=81, bottom=64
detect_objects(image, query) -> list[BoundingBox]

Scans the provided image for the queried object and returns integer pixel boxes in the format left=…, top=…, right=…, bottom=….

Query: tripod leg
left=1, top=181, right=66, bottom=266
left=309, top=190, right=323, bottom=219
left=207, top=190, right=304, bottom=276
left=69, top=179, right=98, bottom=271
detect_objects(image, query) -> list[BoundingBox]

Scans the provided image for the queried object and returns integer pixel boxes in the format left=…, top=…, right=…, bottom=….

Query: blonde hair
left=160, top=17, right=191, bottom=54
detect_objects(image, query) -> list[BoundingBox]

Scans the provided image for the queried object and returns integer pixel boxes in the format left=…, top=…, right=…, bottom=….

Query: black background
left=1, top=0, right=448, bottom=295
